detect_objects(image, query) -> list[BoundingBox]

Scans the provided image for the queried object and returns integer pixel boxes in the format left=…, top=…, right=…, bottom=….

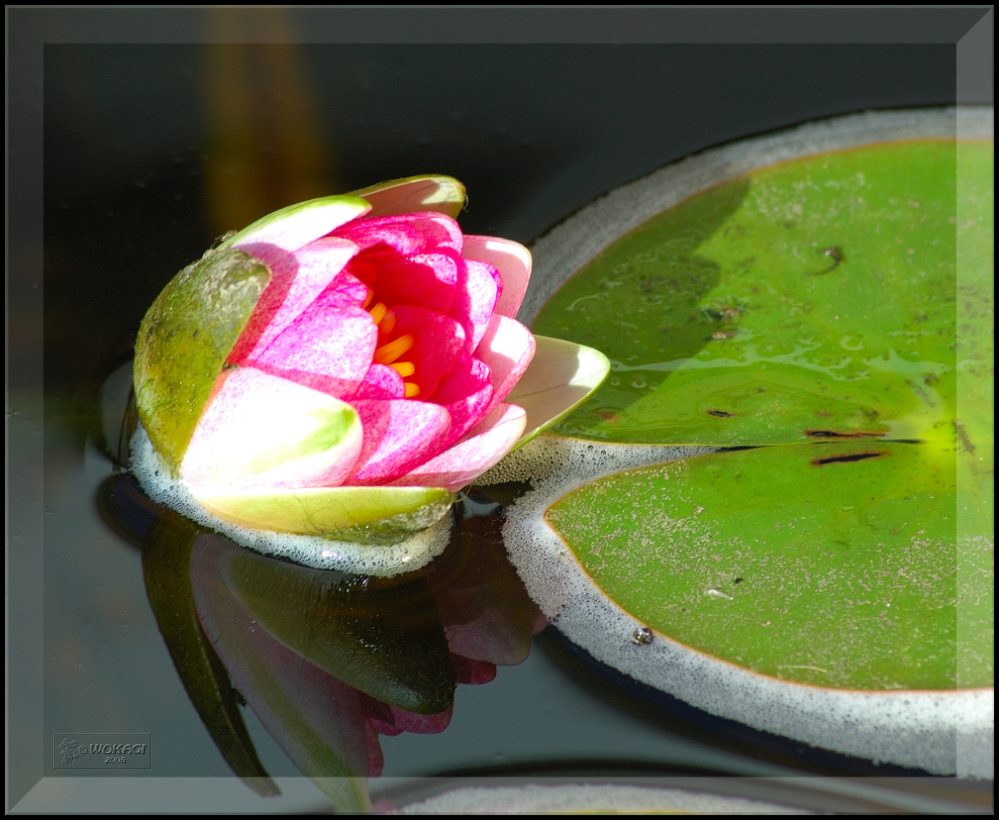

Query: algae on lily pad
left=504, top=109, right=994, bottom=776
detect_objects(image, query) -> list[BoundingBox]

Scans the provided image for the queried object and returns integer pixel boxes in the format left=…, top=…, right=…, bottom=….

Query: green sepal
left=190, top=484, right=455, bottom=544
left=134, top=248, right=270, bottom=472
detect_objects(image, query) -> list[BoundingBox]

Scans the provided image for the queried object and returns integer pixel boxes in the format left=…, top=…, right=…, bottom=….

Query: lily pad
left=504, top=109, right=994, bottom=775
left=546, top=442, right=991, bottom=690
left=534, top=140, right=991, bottom=453
left=133, top=248, right=270, bottom=471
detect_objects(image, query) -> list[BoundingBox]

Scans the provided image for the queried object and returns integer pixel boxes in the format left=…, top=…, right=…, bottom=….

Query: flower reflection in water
left=98, top=473, right=543, bottom=811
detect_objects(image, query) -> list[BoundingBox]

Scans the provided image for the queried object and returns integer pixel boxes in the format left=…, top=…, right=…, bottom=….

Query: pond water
left=18, top=26, right=992, bottom=814
left=37, top=444, right=993, bottom=812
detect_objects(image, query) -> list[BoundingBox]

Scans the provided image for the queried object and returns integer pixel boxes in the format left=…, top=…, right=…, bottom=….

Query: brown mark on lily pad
left=811, top=450, right=887, bottom=467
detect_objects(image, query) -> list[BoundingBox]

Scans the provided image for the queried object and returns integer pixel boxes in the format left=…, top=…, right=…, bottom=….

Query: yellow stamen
left=374, top=334, right=414, bottom=364
left=368, top=301, right=387, bottom=325
left=362, top=291, right=373, bottom=309
left=404, top=382, right=421, bottom=398
left=390, top=361, right=416, bottom=378
left=380, top=309, right=397, bottom=335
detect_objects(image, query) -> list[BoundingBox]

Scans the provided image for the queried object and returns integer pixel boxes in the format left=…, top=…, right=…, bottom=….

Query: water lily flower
left=133, top=175, right=608, bottom=545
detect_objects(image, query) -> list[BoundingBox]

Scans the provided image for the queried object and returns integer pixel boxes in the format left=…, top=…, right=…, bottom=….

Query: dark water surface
left=14, top=11, right=992, bottom=813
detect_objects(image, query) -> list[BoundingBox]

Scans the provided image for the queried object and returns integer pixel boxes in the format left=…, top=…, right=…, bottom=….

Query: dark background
left=43, top=37, right=964, bottom=396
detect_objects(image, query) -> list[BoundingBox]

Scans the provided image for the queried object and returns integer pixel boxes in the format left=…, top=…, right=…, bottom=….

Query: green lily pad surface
left=534, top=140, right=991, bottom=452
left=504, top=110, right=993, bottom=775
left=532, top=138, right=993, bottom=690
left=546, top=442, right=989, bottom=690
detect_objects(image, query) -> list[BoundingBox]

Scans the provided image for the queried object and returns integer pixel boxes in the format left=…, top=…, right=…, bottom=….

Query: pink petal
left=334, top=212, right=463, bottom=256
left=366, top=724, right=384, bottom=778
left=181, top=368, right=363, bottom=489
left=474, top=314, right=537, bottom=413
left=390, top=403, right=526, bottom=492
left=390, top=305, right=467, bottom=398
left=432, top=354, right=494, bottom=448
left=248, top=305, right=377, bottom=399
left=350, top=364, right=406, bottom=400
left=359, top=698, right=402, bottom=737
left=451, top=258, right=500, bottom=352
left=310, top=269, right=369, bottom=311
left=462, top=236, right=532, bottom=318
left=229, top=238, right=360, bottom=363
left=348, top=399, right=451, bottom=485
left=344, top=246, right=458, bottom=316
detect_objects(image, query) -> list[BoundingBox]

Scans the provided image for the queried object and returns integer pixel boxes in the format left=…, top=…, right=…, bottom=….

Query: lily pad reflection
left=100, top=474, right=542, bottom=811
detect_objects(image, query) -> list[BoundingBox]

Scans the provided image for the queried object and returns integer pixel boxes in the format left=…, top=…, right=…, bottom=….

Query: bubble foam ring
left=397, top=783, right=813, bottom=815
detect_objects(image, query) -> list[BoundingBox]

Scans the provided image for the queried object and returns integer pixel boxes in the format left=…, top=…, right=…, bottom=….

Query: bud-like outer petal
left=349, top=175, right=467, bottom=219
left=221, top=195, right=371, bottom=255
left=505, top=336, right=611, bottom=448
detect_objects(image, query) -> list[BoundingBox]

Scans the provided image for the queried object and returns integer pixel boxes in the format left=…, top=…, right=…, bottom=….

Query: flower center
left=365, top=296, right=419, bottom=398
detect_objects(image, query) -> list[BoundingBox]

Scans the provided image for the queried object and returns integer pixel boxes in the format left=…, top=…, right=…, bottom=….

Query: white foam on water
left=480, top=434, right=710, bottom=488
left=398, top=783, right=813, bottom=815
left=130, top=425, right=451, bottom=577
